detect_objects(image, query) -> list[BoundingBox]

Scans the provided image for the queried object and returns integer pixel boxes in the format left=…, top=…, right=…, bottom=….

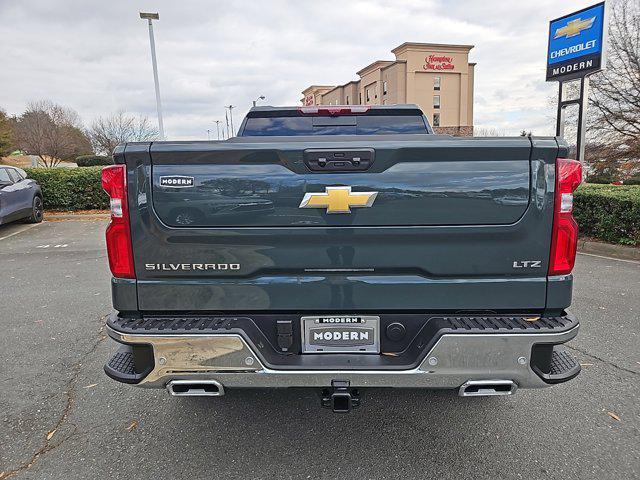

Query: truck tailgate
left=124, top=136, right=560, bottom=312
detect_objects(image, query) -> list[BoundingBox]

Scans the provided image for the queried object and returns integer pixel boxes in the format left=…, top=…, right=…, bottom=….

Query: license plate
left=301, top=315, right=380, bottom=353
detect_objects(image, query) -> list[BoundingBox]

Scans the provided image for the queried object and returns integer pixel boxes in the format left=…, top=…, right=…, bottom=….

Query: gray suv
left=0, top=166, right=43, bottom=225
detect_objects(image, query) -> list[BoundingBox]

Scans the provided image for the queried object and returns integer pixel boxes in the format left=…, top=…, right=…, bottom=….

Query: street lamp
left=140, top=12, right=165, bottom=140
left=253, top=95, right=266, bottom=107
left=225, top=105, right=235, bottom=137
left=214, top=120, right=221, bottom=140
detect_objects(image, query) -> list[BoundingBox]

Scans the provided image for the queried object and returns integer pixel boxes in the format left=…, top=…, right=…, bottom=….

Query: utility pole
left=226, top=105, right=235, bottom=137
left=215, top=120, right=221, bottom=140
left=139, top=12, right=165, bottom=140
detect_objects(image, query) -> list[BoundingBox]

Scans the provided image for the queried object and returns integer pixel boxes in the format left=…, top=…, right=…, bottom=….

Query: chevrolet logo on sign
left=299, top=186, right=378, bottom=214
left=554, top=16, right=595, bottom=39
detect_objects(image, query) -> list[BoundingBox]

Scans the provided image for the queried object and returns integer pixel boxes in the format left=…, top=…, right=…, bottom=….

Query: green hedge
left=624, top=175, right=640, bottom=186
left=25, top=167, right=108, bottom=211
left=584, top=174, right=615, bottom=184
left=574, top=184, right=640, bottom=246
left=76, top=155, right=113, bottom=167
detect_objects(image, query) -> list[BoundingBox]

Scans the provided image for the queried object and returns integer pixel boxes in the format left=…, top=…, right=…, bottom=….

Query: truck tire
left=25, top=195, right=44, bottom=223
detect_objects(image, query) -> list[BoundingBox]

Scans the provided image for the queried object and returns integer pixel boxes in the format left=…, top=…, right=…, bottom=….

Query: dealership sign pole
left=547, top=2, right=607, bottom=163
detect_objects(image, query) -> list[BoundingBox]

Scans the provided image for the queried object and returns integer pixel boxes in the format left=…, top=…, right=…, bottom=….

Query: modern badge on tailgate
left=159, top=176, right=194, bottom=188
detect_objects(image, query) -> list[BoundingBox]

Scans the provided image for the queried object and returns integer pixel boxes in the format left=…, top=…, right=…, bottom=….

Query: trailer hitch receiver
left=321, top=380, right=361, bottom=413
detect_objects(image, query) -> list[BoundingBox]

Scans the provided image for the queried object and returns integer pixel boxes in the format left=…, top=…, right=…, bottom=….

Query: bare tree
left=588, top=0, right=640, bottom=176
left=474, top=127, right=508, bottom=137
left=89, top=112, right=159, bottom=155
left=14, top=100, right=92, bottom=167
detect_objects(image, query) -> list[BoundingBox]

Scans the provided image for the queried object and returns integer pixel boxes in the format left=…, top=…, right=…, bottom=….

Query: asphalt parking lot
left=1, top=219, right=638, bottom=480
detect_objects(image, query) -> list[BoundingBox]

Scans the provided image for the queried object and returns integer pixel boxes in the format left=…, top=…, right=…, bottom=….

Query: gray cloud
left=0, top=0, right=591, bottom=139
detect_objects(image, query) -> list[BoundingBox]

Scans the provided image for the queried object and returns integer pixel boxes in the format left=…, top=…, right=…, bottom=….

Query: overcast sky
left=0, top=0, right=594, bottom=139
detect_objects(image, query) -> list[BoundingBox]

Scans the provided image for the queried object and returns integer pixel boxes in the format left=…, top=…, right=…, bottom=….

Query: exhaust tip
left=459, top=380, right=517, bottom=397
left=166, top=380, right=225, bottom=397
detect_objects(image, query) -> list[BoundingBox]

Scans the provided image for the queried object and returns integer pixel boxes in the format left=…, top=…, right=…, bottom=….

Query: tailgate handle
left=303, top=149, right=374, bottom=173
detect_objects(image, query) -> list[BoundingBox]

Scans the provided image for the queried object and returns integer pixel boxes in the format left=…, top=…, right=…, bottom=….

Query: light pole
left=226, top=105, right=235, bottom=137
left=252, top=95, right=266, bottom=107
left=214, top=120, right=221, bottom=140
left=140, top=12, right=165, bottom=140
left=207, top=129, right=211, bottom=140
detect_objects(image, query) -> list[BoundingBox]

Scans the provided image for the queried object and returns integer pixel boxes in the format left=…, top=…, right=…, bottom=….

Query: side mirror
left=0, top=181, right=12, bottom=188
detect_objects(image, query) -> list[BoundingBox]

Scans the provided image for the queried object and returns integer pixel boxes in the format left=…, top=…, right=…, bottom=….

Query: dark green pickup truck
left=102, top=105, right=582, bottom=412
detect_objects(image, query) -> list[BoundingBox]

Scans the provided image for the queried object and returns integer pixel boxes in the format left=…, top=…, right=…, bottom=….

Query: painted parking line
left=0, top=223, right=41, bottom=242
left=577, top=252, right=640, bottom=265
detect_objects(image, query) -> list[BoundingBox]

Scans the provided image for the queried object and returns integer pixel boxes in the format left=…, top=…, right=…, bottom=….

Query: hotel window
left=433, top=113, right=440, bottom=127
left=383, top=81, right=388, bottom=95
left=433, top=95, right=440, bottom=109
left=366, top=88, right=370, bottom=102
left=359, top=92, right=362, bottom=104
left=346, top=95, right=350, bottom=105
left=434, top=76, right=441, bottom=91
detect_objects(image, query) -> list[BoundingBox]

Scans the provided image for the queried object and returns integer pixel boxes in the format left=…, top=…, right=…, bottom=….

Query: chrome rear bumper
left=106, top=323, right=579, bottom=390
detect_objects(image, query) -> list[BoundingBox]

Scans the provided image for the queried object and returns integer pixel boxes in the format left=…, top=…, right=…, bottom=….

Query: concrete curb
left=578, top=239, right=640, bottom=262
left=45, top=213, right=110, bottom=220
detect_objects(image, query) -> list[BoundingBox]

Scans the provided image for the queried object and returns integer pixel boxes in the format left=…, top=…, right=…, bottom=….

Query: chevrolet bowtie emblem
left=299, top=186, right=378, bottom=214
left=554, top=16, right=595, bottom=39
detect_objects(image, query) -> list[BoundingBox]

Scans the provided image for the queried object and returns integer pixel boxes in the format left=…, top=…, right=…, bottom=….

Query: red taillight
left=548, top=158, right=582, bottom=276
left=102, top=165, right=135, bottom=279
left=297, top=105, right=371, bottom=116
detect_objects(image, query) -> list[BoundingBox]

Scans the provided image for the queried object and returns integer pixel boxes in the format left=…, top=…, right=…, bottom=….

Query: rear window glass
left=241, top=115, right=428, bottom=136
left=356, top=115, right=428, bottom=134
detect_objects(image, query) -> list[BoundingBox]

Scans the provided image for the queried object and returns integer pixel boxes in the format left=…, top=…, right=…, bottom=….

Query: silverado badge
left=298, top=186, right=378, bottom=214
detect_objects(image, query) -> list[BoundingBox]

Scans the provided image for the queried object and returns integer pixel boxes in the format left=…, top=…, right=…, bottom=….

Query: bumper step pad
left=104, top=345, right=153, bottom=384
left=534, top=345, right=581, bottom=384
left=548, top=346, right=581, bottom=383
left=108, top=314, right=577, bottom=335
